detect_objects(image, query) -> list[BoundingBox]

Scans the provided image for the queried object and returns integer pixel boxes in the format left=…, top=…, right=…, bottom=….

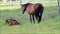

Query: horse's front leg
left=30, top=15, right=32, bottom=24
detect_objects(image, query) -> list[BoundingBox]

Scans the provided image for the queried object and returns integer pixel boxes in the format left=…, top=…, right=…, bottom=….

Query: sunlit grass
left=0, top=17, right=60, bottom=34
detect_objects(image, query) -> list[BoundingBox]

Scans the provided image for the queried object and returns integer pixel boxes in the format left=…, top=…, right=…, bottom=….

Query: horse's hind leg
left=30, top=15, right=32, bottom=24
left=38, top=14, right=42, bottom=24
left=38, top=16, right=41, bottom=23
left=32, top=15, right=35, bottom=24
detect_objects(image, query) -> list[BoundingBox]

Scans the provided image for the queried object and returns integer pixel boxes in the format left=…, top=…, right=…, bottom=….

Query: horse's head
left=21, top=4, right=26, bottom=14
left=21, top=3, right=31, bottom=14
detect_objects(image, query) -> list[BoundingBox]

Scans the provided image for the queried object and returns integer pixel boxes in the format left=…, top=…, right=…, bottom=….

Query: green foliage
left=0, top=0, right=2, bottom=2
left=7, top=0, right=10, bottom=2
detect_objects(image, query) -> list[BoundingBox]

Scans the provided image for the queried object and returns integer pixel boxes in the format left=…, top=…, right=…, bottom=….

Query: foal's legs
left=32, top=15, right=35, bottom=24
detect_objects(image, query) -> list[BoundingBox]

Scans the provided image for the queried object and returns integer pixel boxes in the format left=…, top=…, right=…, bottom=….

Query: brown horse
left=21, top=3, right=44, bottom=24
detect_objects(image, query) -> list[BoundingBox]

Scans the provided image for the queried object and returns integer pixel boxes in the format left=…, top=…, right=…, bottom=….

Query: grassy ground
left=0, top=1, right=60, bottom=34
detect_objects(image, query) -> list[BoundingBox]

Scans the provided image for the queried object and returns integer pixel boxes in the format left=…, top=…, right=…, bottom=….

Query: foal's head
left=21, top=3, right=31, bottom=14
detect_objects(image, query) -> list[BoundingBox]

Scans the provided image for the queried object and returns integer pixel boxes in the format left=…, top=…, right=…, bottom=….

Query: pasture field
left=0, top=1, right=60, bottom=34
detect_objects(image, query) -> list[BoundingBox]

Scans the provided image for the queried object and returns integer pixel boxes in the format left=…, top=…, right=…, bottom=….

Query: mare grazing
left=21, top=3, right=44, bottom=24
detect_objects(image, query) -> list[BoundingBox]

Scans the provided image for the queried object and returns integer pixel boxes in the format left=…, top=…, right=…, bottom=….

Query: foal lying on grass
left=6, top=19, right=20, bottom=26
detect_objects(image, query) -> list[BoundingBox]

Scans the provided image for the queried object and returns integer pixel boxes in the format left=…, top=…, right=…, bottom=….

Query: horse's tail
left=34, top=6, right=40, bottom=20
left=34, top=4, right=44, bottom=23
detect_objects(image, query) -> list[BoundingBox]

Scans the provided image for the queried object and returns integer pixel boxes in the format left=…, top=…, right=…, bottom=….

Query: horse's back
left=27, top=3, right=44, bottom=15
left=27, top=4, right=36, bottom=15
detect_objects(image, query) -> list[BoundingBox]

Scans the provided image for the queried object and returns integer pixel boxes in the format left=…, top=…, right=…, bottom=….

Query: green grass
left=0, top=1, right=60, bottom=34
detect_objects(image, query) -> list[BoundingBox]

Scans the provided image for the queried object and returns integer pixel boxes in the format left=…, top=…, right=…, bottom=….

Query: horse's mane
left=24, top=3, right=32, bottom=7
left=25, top=3, right=32, bottom=5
